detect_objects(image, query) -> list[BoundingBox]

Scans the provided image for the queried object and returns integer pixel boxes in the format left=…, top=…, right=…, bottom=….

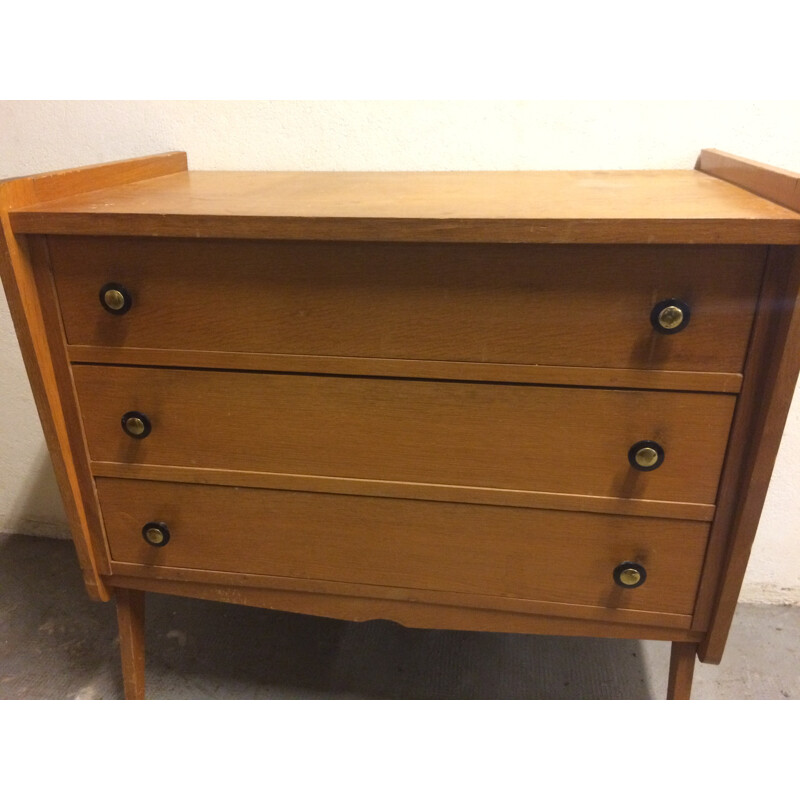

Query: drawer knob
left=613, top=562, right=647, bottom=588
left=651, top=299, right=690, bottom=334
left=142, top=522, right=170, bottom=548
left=121, top=411, right=151, bottom=439
left=628, top=440, right=664, bottom=471
left=99, top=282, right=132, bottom=315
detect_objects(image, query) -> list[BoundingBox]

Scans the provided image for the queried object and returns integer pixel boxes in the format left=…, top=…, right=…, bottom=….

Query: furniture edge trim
left=698, top=245, right=800, bottom=662
left=0, top=152, right=188, bottom=602
left=66, top=345, right=744, bottom=394
left=92, top=461, right=716, bottom=522
left=106, top=569, right=697, bottom=640
left=696, top=149, right=800, bottom=218
left=10, top=212, right=800, bottom=243
left=29, top=236, right=117, bottom=576
left=0, top=151, right=188, bottom=208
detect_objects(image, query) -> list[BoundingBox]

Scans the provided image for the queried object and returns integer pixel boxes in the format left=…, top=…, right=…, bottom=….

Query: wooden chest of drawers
left=2, top=149, right=800, bottom=699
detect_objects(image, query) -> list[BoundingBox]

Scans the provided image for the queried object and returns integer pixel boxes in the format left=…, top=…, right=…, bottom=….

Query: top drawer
left=48, top=238, right=765, bottom=373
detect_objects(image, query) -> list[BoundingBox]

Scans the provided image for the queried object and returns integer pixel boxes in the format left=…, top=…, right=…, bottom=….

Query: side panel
left=0, top=153, right=188, bottom=600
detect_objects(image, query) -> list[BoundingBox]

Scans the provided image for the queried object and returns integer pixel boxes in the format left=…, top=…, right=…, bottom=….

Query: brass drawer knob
left=142, top=521, right=170, bottom=548
left=99, top=282, right=132, bottom=315
left=651, top=298, right=690, bottom=334
left=613, top=561, right=647, bottom=588
left=628, top=440, right=664, bottom=471
left=121, top=411, right=151, bottom=439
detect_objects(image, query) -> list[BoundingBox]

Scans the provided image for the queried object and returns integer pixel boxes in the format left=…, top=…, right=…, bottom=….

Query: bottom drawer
left=97, top=478, right=709, bottom=616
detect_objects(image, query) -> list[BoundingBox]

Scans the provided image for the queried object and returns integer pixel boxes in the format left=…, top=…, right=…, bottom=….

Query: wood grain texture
left=108, top=561, right=693, bottom=630
left=115, top=587, right=145, bottom=700
left=50, top=237, right=765, bottom=373
left=11, top=169, right=800, bottom=243
left=91, top=462, right=716, bottom=521
left=28, top=237, right=112, bottom=573
left=7, top=150, right=800, bottom=699
left=1, top=218, right=108, bottom=596
left=74, top=365, right=736, bottom=505
left=690, top=251, right=790, bottom=630
left=667, top=641, right=697, bottom=699
left=0, top=154, right=186, bottom=600
left=66, top=345, right=744, bottom=393
left=0, top=222, right=105, bottom=596
left=699, top=246, right=800, bottom=662
left=96, top=478, right=710, bottom=616
left=106, top=573, right=703, bottom=642
left=697, top=149, right=800, bottom=215
left=1, top=152, right=187, bottom=206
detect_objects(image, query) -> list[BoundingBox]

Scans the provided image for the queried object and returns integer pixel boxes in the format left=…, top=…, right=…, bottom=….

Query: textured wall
left=1, top=100, right=799, bottom=603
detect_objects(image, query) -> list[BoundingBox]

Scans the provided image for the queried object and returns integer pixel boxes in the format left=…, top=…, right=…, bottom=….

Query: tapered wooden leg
left=667, top=642, right=697, bottom=700
left=116, top=588, right=146, bottom=700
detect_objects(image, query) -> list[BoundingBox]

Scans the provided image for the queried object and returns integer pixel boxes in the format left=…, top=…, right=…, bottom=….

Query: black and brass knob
left=142, top=521, right=170, bottom=548
left=651, top=298, right=690, bottom=334
left=121, top=411, right=151, bottom=439
left=99, top=282, right=132, bottom=315
left=613, top=561, right=647, bottom=589
left=628, top=440, right=664, bottom=471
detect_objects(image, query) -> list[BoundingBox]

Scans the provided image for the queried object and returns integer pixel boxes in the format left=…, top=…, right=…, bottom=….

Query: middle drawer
left=73, top=366, right=735, bottom=506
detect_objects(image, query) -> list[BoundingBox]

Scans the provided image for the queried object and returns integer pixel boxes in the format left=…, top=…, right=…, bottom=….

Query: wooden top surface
left=9, top=166, right=800, bottom=243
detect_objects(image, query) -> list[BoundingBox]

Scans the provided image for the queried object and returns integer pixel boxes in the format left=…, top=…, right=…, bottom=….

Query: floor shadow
left=0, top=533, right=655, bottom=699
left=145, top=596, right=655, bottom=699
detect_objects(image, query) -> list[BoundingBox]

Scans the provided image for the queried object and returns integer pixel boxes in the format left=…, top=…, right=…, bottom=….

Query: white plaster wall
left=1, top=100, right=798, bottom=603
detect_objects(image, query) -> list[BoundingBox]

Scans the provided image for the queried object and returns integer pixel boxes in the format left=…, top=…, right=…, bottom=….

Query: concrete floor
left=0, top=532, right=797, bottom=700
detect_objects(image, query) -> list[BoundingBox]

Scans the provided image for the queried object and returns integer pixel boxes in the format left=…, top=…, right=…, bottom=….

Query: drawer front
left=97, top=478, right=709, bottom=615
left=74, top=365, right=735, bottom=505
left=50, top=237, right=764, bottom=372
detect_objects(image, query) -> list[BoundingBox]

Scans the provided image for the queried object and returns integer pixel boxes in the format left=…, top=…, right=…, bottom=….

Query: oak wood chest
left=2, top=148, right=799, bottom=698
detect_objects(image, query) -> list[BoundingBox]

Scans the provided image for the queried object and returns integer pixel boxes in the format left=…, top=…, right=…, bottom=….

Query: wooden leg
left=116, top=588, right=146, bottom=700
left=667, top=642, right=697, bottom=700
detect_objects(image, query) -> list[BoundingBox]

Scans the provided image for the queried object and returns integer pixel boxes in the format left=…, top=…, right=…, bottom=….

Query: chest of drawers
left=2, top=149, right=800, bottom=699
